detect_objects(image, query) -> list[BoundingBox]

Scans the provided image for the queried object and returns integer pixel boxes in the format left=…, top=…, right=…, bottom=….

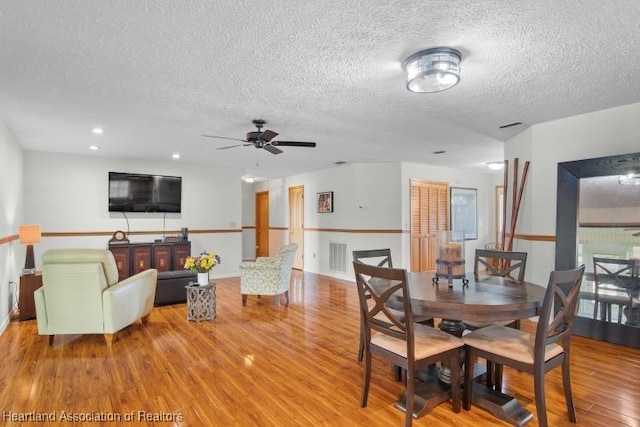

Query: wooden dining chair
left=465, top=249, right=529, bottom=387
left=467, top=249, right=528, bottom=329
left=353, top=261, right=462, bottom=427
left=352, top=249, right=434, bottom=364
left=463, top=265, right=585, bottom=427
left=592, top=257, right=637, bottom=324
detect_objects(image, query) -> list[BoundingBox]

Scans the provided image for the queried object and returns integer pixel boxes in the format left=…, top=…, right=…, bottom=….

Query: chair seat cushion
left=463, top=324, right=564, bottom=365
left=371, top=324, right=462, bottom=359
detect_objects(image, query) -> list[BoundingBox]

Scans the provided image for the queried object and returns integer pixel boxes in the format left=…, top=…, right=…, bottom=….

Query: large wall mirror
left=556, top=152, right=640, bottom=348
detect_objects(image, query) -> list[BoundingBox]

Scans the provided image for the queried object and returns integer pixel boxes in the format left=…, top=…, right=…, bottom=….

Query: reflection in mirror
left=576, top=176, right=640, bottom=327
left=556, top=151, right=640, bottom=348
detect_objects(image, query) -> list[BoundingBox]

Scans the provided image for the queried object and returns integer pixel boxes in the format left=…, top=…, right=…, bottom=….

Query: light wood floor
left=1, top=271, right=639, bottom=426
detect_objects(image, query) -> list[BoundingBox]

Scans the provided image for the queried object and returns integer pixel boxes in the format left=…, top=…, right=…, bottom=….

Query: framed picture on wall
left=317, top=191, right=333, bottom=213
left=450, top=187, right=477, bottom=240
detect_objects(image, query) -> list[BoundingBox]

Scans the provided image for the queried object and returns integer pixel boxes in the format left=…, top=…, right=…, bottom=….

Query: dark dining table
left=393, top=271, right=547, bottom=426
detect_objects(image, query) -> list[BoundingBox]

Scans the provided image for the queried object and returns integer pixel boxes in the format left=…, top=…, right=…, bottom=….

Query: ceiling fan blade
left=217, top=143, right=251, bottom=150
left=633, top=232, right=640, bottom=237
left=263, top=144, right=283, bottom=155
left=260, top=129, right=279, bottom=142
left=202, top=134, right=247, bottom=143
left=272, top=141, right=316, bottom=148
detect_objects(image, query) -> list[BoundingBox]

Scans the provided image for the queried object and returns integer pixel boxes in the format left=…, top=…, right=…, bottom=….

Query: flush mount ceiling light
left=403, top=47, right=461, bottom=93
left=618, top=173, right=640, bottom=185
left=487, top=161, right=505, bottom=170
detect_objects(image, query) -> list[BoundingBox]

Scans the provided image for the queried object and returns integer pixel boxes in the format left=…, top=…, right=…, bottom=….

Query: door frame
left=288, top=185, right=304, bottom=270
left=255, top=191, right=269, bottom=258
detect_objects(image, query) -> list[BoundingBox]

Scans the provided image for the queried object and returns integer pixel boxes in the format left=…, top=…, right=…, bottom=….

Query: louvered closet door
left=410, top=180, right=449, bottom=272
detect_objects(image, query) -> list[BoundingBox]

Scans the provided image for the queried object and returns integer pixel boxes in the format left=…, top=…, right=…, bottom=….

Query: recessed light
left=172, top=153, right=180, bottom=159
left=92, top=127, right=104, bottom=135
left=89, top=145, right=100, bottom=151
left=243, top=176, right=255, bottom=183
left=487, top=161, right=505, bottom=170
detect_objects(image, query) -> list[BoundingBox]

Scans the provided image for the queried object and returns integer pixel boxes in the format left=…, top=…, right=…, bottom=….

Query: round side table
left=185, top=282, right=216, bottom=321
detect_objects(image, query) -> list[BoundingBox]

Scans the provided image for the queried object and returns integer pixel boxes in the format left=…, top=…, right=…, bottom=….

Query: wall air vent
left=499, top=122, right=523, bottom=129
left=329, top=242, right=347, bottom=272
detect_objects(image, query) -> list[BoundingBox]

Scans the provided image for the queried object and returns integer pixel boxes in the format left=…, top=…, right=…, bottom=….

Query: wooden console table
left=108, top=241, right=191, bottom=280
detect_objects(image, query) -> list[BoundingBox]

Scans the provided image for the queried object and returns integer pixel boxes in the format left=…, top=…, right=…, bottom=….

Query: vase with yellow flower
left=184, top=251, right=221, bottom=285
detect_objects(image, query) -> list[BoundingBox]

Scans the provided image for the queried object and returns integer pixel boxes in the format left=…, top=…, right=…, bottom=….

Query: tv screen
left=109, top=172, right=182, bottom=213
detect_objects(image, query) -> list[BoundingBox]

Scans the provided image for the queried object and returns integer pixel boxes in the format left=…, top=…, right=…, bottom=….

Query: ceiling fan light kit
left=403, top=47, right=461, bottom=93
left=203, top=119, right=316, bottom=155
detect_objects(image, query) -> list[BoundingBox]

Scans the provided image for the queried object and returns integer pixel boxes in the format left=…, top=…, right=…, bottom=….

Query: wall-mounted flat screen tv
left=109, top=172, right=182, bottom=213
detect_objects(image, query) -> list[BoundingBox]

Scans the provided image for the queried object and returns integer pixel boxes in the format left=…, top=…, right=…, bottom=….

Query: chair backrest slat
left=474, top=249, right=527, bottom=281
left=353, top=249, right=393, bottom=268
left=593, top=257, right=637, bottom=291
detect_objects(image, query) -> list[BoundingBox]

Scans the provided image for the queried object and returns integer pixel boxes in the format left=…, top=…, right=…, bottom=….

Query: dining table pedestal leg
left=437, top=318, right=534, bottom=426
left=396, top=365, right=452, bottom=418
left=437, top=319, right=465, bottom=383
left=471, top=382, right=534, bottom=426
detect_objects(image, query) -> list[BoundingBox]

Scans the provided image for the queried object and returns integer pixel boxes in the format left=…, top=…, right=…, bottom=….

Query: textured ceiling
left=2, top=1, right=640, bottom=179
left=581, top=175, right=640, bottom=209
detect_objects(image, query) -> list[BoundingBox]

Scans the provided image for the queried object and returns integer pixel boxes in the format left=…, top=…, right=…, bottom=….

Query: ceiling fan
left=202, top=119, right=316, bottom=155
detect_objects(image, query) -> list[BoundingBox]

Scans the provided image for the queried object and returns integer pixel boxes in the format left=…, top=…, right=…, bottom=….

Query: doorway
left=289, top=186, right=304, bottom=270
left=255, top=191, right=269, bottom=258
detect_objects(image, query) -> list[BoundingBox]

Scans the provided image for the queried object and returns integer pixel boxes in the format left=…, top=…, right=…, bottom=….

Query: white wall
left=0, top=120, right=24, bottom=333
left=24, top=151, right=244, bottom=278
left=505, top=101, right=640, bottom=285
left=242, top=161, right=501, bottom=281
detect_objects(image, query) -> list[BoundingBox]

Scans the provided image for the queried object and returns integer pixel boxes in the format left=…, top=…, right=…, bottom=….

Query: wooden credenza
left=109, top=241, right=191, bottom=280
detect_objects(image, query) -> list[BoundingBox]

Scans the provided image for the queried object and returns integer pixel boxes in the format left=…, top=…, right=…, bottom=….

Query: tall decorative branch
left=501, top=158, right=530, bottom=253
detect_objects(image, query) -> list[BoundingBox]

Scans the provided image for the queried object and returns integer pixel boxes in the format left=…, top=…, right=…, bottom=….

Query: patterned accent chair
left=240, top=243, right=298, bottom=307
left=35, top=248, right=157, bottom=345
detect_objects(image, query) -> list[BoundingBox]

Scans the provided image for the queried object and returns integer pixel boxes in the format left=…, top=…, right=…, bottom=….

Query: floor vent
left=329, top=242, right=347, bottom=272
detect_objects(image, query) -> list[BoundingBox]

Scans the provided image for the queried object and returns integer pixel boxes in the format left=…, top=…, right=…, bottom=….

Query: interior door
left=255, top=191, right=269, bottom=258
left=410, top=180, right=449, bottom=272
left=289, top=185, right=304, bottom=270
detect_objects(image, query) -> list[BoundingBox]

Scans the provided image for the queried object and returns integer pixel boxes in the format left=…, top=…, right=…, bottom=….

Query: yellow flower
left=184, top=251, right=221, bottom=273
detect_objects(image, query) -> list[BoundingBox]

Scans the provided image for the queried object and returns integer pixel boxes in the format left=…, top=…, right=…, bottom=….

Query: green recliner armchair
left=34, top=248, right=157, bottom=345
